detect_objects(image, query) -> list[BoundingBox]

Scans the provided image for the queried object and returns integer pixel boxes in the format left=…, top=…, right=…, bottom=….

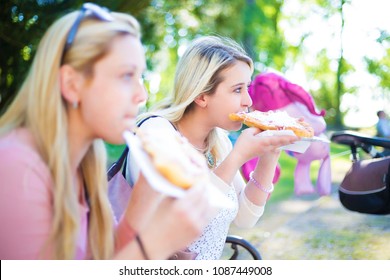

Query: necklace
left=205, top=151, right=216, bottom=169
left=175, top=124, right=215, bottom=168
left=192, top=145, right=215, bottom=169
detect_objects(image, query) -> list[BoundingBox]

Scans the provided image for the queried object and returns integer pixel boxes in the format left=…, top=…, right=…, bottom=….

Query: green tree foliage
left=140, top=0, right=289, bottom=105
left=1, top=0, right=387, bottom=127
left=0, top=0, right=75, bottom=113
left=247, top=0, right=286, bottom=72
left=364, top=31, right=390, bottom=106
left=0, top=0, right=152, bottom=114
left=281, top=0, right=356, bottom=127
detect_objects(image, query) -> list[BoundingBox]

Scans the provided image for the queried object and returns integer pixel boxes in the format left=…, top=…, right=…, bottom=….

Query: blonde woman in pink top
left=0, top=3, right=212, bottom=260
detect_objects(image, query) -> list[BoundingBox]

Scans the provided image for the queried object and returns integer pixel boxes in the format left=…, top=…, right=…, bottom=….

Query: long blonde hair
left=140, top=36, right=253, bottom=159
left=0, top=9, right=141, bottom=259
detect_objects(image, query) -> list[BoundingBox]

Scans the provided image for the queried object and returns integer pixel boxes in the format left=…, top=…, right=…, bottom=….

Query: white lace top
left=128, top=116, right=266, bottom=260
left=187, top=181, right=238, bottom=259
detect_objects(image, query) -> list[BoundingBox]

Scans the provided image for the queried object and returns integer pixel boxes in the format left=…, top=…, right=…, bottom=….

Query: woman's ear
left=59, top=65, right=83, bottom=105
left=194, top=93, right=208, bottom=108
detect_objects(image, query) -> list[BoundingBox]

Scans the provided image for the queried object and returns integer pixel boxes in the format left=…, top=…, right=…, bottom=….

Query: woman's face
left=79, top=35, right=147, bottom=144
left=204, top=60, right=252, bottom=131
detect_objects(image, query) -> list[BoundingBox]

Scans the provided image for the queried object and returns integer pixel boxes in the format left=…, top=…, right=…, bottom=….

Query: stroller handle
left=331, top=130, right=390, bottom=160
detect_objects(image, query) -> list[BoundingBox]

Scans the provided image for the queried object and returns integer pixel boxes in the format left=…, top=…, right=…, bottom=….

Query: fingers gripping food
left=229, top=110, right=314, bottom=138
left=137, top=128, right=209, bottom=189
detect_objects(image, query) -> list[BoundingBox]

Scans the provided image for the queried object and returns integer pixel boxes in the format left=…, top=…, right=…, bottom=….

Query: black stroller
left=330, top=130, right=390, bottom=215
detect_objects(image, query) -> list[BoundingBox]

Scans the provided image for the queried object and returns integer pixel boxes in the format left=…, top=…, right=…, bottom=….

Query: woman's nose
left=242, top=88, right=253, bottom=108
left=134, top=78, right=148, bottom=104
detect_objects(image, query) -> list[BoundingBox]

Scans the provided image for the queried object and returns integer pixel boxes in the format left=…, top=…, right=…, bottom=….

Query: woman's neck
left=175, top=111, right=212, bottom=152
left=67, top=110, right=94, bottom=174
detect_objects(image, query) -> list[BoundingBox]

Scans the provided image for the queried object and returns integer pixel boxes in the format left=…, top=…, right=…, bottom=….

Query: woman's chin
left=104, top=136, right=125, bottom=145
left=101, top=128, right=129, bottom=145
left=225, top=122, right=243, bottom=132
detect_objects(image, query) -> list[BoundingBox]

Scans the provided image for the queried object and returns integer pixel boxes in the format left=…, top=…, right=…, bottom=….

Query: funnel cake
left=137, top=128, right=209, bottom=189
left=229, top=110, right=314, bottom=138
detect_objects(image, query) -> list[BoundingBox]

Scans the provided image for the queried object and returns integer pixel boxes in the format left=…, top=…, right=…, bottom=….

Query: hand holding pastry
left=231, top=126, right=298, bottom=166
left=229, top=110, right=314, bottom=138
left=137, top=128, right=209, bottom=189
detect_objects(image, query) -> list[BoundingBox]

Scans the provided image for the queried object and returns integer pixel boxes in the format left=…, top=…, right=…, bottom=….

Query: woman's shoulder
left=0, top=128, right=50, bottom=180
left=1, top=127, right=39, bottom=155
left=138, top=115, right=176, bottom=131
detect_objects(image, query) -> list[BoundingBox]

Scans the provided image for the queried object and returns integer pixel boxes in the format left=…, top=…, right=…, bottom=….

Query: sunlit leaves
left=21, top=45, right=32, bottom=61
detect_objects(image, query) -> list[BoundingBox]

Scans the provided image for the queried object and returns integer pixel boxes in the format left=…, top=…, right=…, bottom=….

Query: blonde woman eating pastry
left=130, top=36, right=299, bottom=259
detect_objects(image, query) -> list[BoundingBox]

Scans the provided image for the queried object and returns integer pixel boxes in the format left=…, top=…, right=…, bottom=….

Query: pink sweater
left=0, top=128, right=133, bottom=259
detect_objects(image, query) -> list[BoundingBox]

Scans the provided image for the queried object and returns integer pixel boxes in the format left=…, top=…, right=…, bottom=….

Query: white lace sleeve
left=234, top=188, right=265, bottom=228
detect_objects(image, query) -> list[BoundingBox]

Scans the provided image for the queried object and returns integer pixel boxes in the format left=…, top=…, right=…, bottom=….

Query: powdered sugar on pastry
left=229, top=110, right=314, bottom=138
left=137, top=128, right=209, bottom=189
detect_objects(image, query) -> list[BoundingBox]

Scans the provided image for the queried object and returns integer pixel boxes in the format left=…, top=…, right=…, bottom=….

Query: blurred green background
left=1, top=0, right=389, bottom=125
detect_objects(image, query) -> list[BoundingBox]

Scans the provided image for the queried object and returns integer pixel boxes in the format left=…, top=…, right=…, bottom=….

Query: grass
left=267, top=152, right=296, bottom=203
left=303, top=225, right=390, bottom=259
left=306, top=229, right=364, bottom=259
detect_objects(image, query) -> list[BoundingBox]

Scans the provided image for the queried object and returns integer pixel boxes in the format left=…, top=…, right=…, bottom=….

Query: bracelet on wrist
left=249, top=171, right=274, bottom=194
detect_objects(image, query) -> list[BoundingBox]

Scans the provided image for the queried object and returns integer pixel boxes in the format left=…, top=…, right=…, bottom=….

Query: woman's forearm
left=244, top=152, right=280, bottom=206
left=213, top=148, right=245, bottom=185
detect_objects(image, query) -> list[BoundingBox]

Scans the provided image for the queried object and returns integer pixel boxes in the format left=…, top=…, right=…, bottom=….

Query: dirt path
left=229, top=187, right=390, bottom=259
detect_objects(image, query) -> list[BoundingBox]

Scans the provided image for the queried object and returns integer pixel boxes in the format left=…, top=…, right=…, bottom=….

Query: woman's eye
left=123, top=72, right=135, bottom=80
left=234, top=87, right=242, bottom=93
